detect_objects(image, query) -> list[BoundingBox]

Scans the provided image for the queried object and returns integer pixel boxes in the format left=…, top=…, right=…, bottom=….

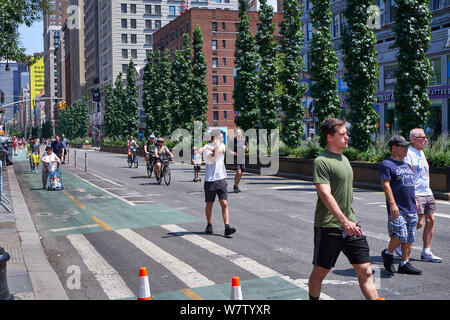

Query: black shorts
left=312, top=226, right=370, bottom=269
left=234, top=163, right=245, bottom=171
left=204, top=179, right=228, bottom=203
left=194, top=165, right=201, bottom=171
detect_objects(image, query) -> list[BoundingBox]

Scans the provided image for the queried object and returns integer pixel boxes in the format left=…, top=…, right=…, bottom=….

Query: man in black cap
left=379, top=135, right=422, bottom=275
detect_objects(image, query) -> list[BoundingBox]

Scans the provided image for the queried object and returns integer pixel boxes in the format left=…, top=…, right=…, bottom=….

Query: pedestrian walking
left=400, top=128, right=442, bottom=262
left=31, top=137, right=40, bottom=173
left=308, top=118, right=381, bottom=300
left=228, top=129, right=248, bottom=193
left=201, top=129, right=236, bottom=237
left=51, top=136, right=64, bottom=169
left=379, top=135, right=422, bottom=275
left=61, top=134, right=68, bottom=164
left=192, top=146, right=202, bottom=182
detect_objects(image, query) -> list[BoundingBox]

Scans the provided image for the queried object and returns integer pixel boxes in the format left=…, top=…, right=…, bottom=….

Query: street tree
left=142, top=50, right=157, bottom=136
left=279, top=0, right=308, bottom=147
left=310, top=0, right=342, bottom=147
left=123, top=59, right=140, bottom=138
left=392, top=0, right=432, bottom=136
left=189, top=25, right=209, bottom=134
left=341, top=0, right=379, bottom=151
left=153, top=49, right=172, bottom=138
left=233, top=0, right=260, bottom=131
left=256, top=0, right=280, bottom=133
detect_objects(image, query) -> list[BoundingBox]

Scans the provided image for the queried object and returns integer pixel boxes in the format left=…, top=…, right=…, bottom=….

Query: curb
left=7, top=165, right=69, bottom=300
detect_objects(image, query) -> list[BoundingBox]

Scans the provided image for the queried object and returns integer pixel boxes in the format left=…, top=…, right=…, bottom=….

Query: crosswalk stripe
left=115, top=229, right=215, bottom=288
left=66, top=233, right=134, bottom=300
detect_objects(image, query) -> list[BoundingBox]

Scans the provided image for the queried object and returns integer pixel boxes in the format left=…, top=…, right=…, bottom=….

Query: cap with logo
left=388, top=135, right=412, bottom=147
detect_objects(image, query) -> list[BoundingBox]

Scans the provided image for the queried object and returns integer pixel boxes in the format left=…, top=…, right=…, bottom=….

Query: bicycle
left=146, top=155, right=156, bottom=178
left=156, top=157, right=171, bottom=185
left=127, top=147, right=139, bottom=168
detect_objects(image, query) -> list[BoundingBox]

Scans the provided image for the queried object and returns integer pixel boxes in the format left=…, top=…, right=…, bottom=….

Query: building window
left=186, top=23, right=190, bottom=33
left=306, top=22, right=312, bottom=41
left=122, top=64, right=128, bottom=73
left=121, top=19, right=127, bottom=28
left=212, top=40, right=217, bottom=50
left=223, top=75, right=227, bottom=84
left=131, top=34, right=137, bottom=43
left=146, top=34, right=152, bottom=45
left=222, top=57, right=227, bottom=66
left=212, top=58, right=218, bottom=68
left=213, top=93, right=219, bottom=103
left=430, top=56, right=441, bottom=86
left=131, top=19, right=136, bottom=29
left=121, top=34, right=127, bottom=43
left=430, top=0, right=443, bottom=10
left=389, top=0, right=396, bottom=23
left=171, top=32, right=175, bottom=41
left=169, top=6, right=176, bottom=16
left=145, top=5, right=151, bottom=14
left=131, top=49, right=137, bottom=59
left=145, top=20, right=152, bottom=30
left=332, top=14, right=340, bottom=38
left=223, top=93, right=227, bottom=101
left=155, top=5, right=161, bottom=15
left=384, top=64, right=397, bottom=91
left=130, top=4, right=136, bottom=13
left=212, top=75, right=218, bottom=85
left=222, top=40, right=226, bottom=48
left=122, top=49, right=128, bottom=59
left=223, top=111, right=227, bottom=119
left=212, top=22, right=217, bottom=32
left=155, top=20, right=161, bottom=30
left=121, top=3, right=127, bottom=13
left=375, top=0, right=385, bottom=26
left=447, top=55, right=450, bottom=85
left=222, top=22, right=226, bottom=30
left=213, top=111, right=219, bottom=120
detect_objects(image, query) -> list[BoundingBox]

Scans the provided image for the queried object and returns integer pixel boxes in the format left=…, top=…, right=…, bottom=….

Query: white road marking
left=66, top=233, right=134, bottom=300
left=115, top=229, right=214, bottom=288
left=436, top=200, right=450, bottom=206
left=87, top=172, right=124, bottom=187
left=160, top=224, right=334, bottom=300
left=50, top=224, right=99, bottom=233
left=71, top=172, right=136, bottom=206
left=434, top=212, right=450, bottom=219
left=368, top=202, right=386, bottom=205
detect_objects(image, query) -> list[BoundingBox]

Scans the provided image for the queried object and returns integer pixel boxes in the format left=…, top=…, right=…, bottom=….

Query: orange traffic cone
left=230, top=276, right=242, bottom=300
left=138, top=267, right=151, bottom=300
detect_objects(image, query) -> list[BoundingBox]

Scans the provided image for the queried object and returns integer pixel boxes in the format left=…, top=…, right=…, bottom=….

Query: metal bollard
left=0, top=247, right=14, bottom=300
left=74, top=150, right=77, bottom=167
left=85, top=152, right=87, bottom=172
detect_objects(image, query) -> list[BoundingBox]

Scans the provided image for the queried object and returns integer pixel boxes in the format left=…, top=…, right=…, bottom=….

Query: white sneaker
left=421, top=251, right=442, bottom=263
left=395, top=246, right=402, bottom=257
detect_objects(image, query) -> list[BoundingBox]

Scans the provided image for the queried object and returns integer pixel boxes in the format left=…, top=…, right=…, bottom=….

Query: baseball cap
left=149, top=135, right=155, bottom=139
left=388, top=135, right=411, bottom=147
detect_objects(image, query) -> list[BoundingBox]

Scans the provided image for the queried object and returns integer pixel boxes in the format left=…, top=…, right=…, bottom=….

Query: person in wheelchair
left=154, top=137, right=173, bottom=179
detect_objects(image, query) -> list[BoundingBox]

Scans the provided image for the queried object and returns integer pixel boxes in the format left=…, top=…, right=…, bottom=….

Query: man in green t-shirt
left=308, top=118, right=381, bottom=301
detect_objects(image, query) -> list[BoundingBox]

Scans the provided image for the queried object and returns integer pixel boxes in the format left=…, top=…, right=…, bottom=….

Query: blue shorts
left=388, top=212, right=418, bottom=243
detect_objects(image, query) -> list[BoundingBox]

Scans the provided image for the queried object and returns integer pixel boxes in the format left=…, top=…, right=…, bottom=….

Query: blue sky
left=19, top=20, right=43, bottom=55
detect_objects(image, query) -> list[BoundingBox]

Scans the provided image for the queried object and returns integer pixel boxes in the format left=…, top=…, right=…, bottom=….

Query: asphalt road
left=14, top=147, right=450, bottom=300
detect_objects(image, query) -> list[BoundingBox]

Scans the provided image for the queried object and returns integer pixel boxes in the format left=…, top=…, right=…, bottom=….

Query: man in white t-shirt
left=200, top=129, right=236, bottom=237
left=401, top=128, right=442, bottom=263
left=41, top=145, right=61, bottom=189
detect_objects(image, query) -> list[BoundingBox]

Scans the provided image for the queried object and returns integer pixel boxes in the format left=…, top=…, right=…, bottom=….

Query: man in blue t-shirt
left=379, top=135, right=421, bottom=275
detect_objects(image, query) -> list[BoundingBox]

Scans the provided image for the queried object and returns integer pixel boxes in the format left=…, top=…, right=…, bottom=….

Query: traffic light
left=59, top=101, right=66, bottom=110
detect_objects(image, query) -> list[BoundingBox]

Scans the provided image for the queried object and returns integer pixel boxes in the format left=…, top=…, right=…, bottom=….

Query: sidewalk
left=0, top=158, right=68, bottom=300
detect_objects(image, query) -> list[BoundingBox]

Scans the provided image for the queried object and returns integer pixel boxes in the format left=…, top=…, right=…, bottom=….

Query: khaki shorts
left=416, top=195, right=437, bottom=215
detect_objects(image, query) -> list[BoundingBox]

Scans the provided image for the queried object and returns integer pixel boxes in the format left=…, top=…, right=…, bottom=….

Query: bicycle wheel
left=127, top=156, right=132, bottom=168
left=134, top=157, right=139, bottom=168
left=147, top=162, right=153, bottom=178
left=163, top=165, right=171, bottom=185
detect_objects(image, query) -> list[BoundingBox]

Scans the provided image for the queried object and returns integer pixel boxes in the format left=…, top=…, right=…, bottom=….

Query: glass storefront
left=426, top=99, right=442, bottom=138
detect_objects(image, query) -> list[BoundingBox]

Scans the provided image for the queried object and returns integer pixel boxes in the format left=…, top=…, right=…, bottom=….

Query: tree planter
left=100, top=145, right=145, bottom=156
left=69, top=143, right=93, bottom=149
left=227, top=156, right=450, bottom=200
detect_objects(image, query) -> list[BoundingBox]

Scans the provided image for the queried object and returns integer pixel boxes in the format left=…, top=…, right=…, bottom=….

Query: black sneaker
left=224, top=225, right=236, bottom=236
left=381, top=249, right=396, bottom=274
left=398, top=262, right=422, bottom=275
left=205, top=224, right=213, bottom=234
left=233, top=185, right=241, bottom=193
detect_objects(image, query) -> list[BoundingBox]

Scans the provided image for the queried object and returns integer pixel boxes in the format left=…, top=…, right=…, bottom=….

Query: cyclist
left=127, top=135, right=138, bottom=163
left=144, top=134, right=156, bottom=166
left=155, top=137, right=174, bottom=180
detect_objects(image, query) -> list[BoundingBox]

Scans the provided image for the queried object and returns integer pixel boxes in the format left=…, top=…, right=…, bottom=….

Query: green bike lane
left=13, top=151, right=311, bottom=300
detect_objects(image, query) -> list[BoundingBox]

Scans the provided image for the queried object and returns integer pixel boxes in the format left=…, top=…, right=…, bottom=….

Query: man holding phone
left=308, top=118, right=381, bottom=300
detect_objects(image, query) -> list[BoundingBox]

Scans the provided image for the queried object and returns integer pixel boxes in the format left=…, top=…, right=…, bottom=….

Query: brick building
left=152, top=8, right=284, bottom=131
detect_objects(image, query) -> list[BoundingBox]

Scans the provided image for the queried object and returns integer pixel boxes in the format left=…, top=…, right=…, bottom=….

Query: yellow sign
left=29, top=56, right=45, bottom=109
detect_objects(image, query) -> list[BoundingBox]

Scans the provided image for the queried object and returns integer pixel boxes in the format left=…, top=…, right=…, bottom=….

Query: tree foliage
left=57, top=96, right=89, bottom=139
left=123, top=59, right=140, bottom=138
left=310, top=0, right=342, bottom=147
left=279, top=0, right=308, bottom=147
left=233, top=0, right=260, bottom=131
left=341, top=0, right=379, bottom=151
left=392, top=0, right=432, bottom=136
left=153, top=50, right=172, bottom=137
left=189, top=25, right=209, bottom=134
left=256, top=0, right=280, bottom=131
left=142, top=50, right=157, bottom=136
left=103, top=83, right=119, bottom=138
